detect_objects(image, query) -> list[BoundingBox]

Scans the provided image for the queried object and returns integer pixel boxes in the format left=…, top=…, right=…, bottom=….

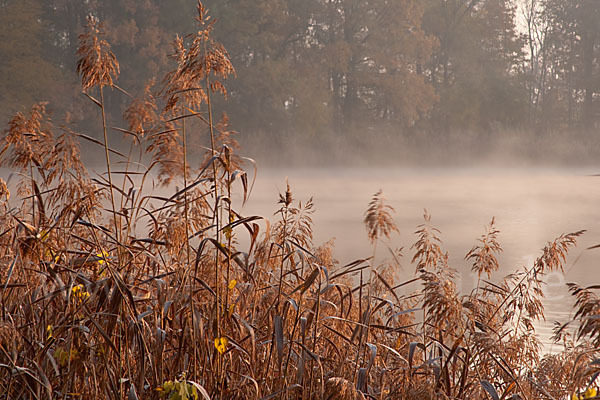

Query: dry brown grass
left=0, top=2, right=599, bottom=399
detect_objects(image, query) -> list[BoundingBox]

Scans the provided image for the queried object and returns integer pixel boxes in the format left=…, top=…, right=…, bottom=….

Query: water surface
left=239, top=167, right=600, bottom=351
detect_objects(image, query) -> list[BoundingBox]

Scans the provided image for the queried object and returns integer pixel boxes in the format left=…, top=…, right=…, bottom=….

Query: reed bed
left=0, top=3, right=599, bottom=399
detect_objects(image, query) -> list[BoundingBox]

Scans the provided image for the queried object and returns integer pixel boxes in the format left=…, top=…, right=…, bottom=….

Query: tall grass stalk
left=99, top=86, right=120, bottom=250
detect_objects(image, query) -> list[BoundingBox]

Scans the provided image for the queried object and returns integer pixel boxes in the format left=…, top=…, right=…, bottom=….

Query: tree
left=316, top=0, right=437, bottom=134
left=0, top=0, right=73, bottom=124
left=203, top=0, right=329, bottom=144
left=203, top=0, right=437, bottom=144
left=542, top=0, right=600, bottom=130
left=522, top=0, right=550, bottom=128
left=422, top=0, right=527, bottom=133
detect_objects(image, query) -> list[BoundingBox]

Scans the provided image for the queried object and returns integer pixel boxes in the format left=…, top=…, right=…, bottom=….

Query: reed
left=0, top=2, right=599, bottom=399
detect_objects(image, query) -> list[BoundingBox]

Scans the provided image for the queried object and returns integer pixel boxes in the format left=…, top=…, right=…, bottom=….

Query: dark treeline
left=1, top=0, right=599, bottom=162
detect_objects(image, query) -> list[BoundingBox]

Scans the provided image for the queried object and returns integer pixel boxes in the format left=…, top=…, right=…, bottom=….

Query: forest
left=1, top=0, right=599, bottom=163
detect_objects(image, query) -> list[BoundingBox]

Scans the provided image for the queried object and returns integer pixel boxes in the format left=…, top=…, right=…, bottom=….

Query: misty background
left=0, top=0, right=598, bottom=166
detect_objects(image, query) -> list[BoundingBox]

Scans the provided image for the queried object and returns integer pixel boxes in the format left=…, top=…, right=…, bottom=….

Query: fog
left=239, top=127, right=600, bottom=169
left=233, top=166, right=600, bottom=348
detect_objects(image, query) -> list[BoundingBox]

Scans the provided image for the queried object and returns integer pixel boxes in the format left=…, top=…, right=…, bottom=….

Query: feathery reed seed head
left=364, top=189, right=398, bottom=244
left=76, top=15, right=120, bottom=91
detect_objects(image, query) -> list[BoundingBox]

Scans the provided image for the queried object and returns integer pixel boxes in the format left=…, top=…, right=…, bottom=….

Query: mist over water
left=238, top=165, right=600, bottom=350
left=240, top=125, right=600, bottom=170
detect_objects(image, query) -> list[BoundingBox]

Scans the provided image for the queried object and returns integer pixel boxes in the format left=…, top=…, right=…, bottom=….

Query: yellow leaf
left=39, top=229, right=49, bottom=241
left=214, top=337, right=228, bottom=354
left=97, top=249, right=110, bottom=265
left=71, top=284, right=90, bottom=303
left=585, top=388, right=597, bottom=399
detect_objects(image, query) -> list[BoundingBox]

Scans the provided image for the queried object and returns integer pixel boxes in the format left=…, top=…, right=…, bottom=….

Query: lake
left=239, top=166, right=600, bottom=351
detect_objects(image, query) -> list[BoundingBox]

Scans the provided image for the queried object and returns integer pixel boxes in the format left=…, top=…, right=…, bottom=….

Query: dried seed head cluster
left=165, top=216, right=187, bottom=255
left=1, top=102, right=53, bottom=172
left=76, top=15, right=120, bottom=91
left=163, top=2, right=234, bottom=113
left=0, top=178, right=9, bottom=202
left=568, top=283, right=600, bottom=347
left=279, top=180, right=293, bottom=207
left=124, top=80, right=159, bottom=138
left=364, top=189, right=399, bottom=244
left=466, top=217, right=502, bottom=278
left=411, top=210, right=445, bottom=272
left=146, top=120, right=185, bottom=185
left=274, top=184, right=314, bottom=249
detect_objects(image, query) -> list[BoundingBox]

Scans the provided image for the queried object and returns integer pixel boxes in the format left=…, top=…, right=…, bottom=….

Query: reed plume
left=466, top=217, right=501, bottom=279
left=364, top=189, right=398, bottom=245
left=76, top=16, right=119, bottom=91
